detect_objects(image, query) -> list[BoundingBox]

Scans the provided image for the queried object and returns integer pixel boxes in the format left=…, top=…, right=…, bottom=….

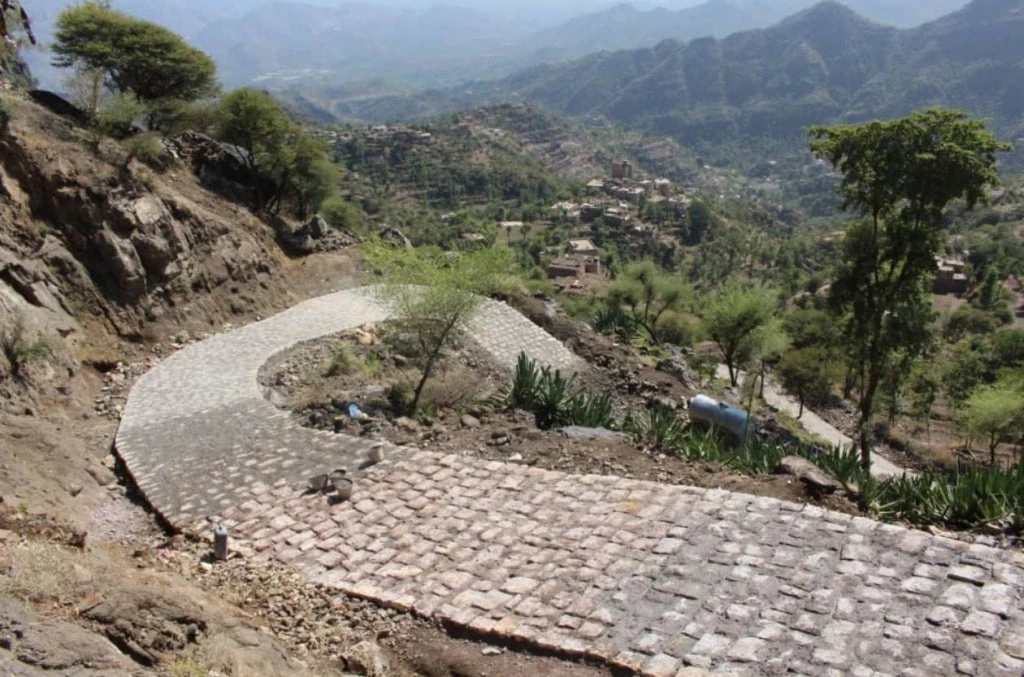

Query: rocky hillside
left=0, top=93, right=292, bottom=345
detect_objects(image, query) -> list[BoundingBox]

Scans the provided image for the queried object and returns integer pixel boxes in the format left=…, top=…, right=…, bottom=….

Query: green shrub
left=0, top=315, right=53, bottom=381
left=501, top=353, right=617, bottom=429
left=386, top=380, right=413, bottom=415
left=625, top=404, right=688, bottom=450
left=656, top=312, right=698, bottom=347
left=593, top=305, right=636, bottom=338
left=565, top=391, right=616, bottom=429
left=320, top=196, right=368, bottom=232
left=325, top=346, right=355, bottom=377
left=122, top=131, right=167, bottom=168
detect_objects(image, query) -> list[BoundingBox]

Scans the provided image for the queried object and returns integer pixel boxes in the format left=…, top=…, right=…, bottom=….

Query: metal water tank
left=688, top=394, right=755, bottom=442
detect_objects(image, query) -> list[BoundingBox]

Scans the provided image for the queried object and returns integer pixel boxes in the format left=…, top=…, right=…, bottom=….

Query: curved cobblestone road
left=118, top=288, right=1024, bottom=676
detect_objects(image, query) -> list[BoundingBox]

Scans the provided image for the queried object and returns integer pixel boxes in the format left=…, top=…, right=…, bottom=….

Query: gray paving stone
left=116, top=285, right=1024, bottom=677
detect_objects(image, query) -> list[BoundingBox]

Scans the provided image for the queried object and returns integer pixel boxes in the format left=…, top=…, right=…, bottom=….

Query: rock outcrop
left=277, top=213, right=360, bottom=256
left=0, top=95, right=291, bottom=339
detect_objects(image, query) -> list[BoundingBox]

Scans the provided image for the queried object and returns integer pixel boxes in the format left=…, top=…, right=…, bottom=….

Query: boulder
left=344, top=639, right=390, bottom=676
left=774, top=456, right=844, bottom=495
left=81, top=586, right=209, bottom=666
left=0, top=598, right=135, bottom=674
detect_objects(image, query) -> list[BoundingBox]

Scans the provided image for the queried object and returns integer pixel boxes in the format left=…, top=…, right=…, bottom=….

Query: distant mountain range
left=514, top=0, right=968, bottom=68
left=290, top=0, right=1023, bottom=170
left=22, top=0, right=968, bottom=90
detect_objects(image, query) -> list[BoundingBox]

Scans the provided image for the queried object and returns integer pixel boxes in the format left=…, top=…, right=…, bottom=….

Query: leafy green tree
left=945, top=304, right=1002, bottom=341
left=777, top=347, right=835, bottom=418
left=943, top=339, right=993, bottom=407
left=320, top=196, right=368, bottom=232
left=878, top=350, right=920, bottom=426
left=686, top=199, right=716, bottom=245
left=364, top=243, right=517, bottom=414
left=782, top=307, right=839, bottom=351
left=992, top=330, right=1024, bottom=373
left=750, top=318, right=788, bottom=399
left=278, top=133, right=335, bottom=219
left=52, top=2, right=216, bottom=125
left=703, top=284, right=778, bottom=387
left=810, top=109, right=1009, bottom=470
left=976, top=268, right=1011, bottom=321
left=963, top=379, right=1024, bottom=465
left=215, top=88, right=291, bottom=172
left=214, top=88, right=294, bottom=208
left=606, top=260, right=691, bottom=345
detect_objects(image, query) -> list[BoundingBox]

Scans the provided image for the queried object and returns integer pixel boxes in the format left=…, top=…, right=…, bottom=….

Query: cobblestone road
left=117, top=288, right=1024, bottom=676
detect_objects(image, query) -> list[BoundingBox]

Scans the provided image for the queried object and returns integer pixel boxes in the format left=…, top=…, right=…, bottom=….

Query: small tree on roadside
left=364, top=242, right=517, bottom=414
left=962, top=380, right=1024, bottom=466
left=777, top=347, right=835, bottom=418
left=703, top=283, right=778, bottom=386
left=606, top=260, right=690, bottom=345
left=749, top=318, right=788, bottom=399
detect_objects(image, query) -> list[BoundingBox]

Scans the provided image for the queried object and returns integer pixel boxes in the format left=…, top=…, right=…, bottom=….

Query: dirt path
left=715, top=366, right=908, bottom=478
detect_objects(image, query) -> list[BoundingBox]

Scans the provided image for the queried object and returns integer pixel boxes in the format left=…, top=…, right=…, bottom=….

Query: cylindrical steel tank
left=687, top=394, right=755, bottom=442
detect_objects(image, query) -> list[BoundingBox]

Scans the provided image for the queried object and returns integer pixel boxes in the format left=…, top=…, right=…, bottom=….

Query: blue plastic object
left=348, top=403, right=362, bottom=418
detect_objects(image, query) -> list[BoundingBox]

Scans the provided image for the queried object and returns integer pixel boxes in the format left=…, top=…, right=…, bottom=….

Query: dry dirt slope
left=0, top=92, right=336, bottom=675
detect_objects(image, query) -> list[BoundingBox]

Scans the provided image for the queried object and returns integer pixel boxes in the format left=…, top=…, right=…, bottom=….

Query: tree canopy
left=810, top=109, right=1009, bottom=469
left=607, top=260, right=690, bottom=345
left=778, top=347, right=835, bottom=418
left=363, top=242, right=518, bottom=413
left=52, top=2, right=216, bottom=109
left=703, top=284, right=778, bottom=387
left=963, top=379, right=1024, bottom=465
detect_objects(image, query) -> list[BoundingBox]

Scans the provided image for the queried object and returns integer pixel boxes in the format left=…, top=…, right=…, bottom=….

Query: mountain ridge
left=300, top=0, right=1021, bottom=169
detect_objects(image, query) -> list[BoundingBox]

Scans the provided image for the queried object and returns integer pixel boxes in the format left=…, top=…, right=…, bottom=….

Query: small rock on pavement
left=460, top=414, right=480, bottom=428
left=774, top=456, right=843, bottom=495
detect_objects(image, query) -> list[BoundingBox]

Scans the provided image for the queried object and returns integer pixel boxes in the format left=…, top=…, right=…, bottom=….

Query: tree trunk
left=410, top=348, right=440, bottom=415
left=990, top=436, right=998, bottom=467
left=859, top=425, right=871, bottom=472
left=857, top=364, right=882, bottom=472
left=798, top=397, right=804, bottom=419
